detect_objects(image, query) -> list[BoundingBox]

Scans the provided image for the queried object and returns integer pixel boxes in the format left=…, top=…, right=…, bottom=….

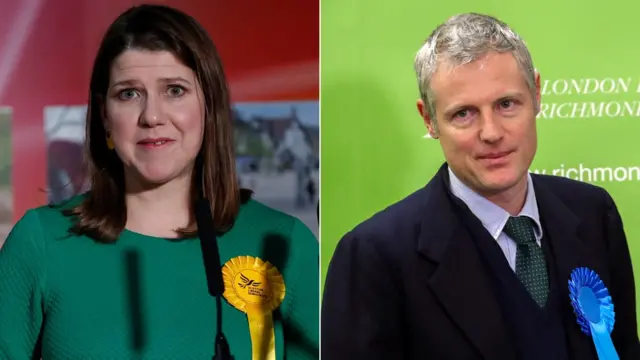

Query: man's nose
left=478, top=112, right=504, bottom=143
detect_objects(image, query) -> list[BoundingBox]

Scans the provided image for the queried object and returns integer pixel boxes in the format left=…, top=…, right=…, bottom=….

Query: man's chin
left=477, top=171, right=526, bottom=194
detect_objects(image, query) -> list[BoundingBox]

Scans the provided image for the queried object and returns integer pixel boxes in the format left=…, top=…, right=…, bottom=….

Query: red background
left=0, top=0, right=318, bottom=220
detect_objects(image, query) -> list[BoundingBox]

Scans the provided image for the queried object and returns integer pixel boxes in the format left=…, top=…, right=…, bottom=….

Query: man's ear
left=417, top=99, right=438, bottom=139
left=534, top=69, right=541, bottom=114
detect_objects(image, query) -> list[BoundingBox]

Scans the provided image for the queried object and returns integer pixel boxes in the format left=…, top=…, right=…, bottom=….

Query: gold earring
left=106, top=131, right=115, bottom=150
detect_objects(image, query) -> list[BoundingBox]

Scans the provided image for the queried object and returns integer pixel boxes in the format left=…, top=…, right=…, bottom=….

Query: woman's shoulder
left=34, top=193, right=84, bottom=218
left=236, top=200, right=316, bottom=241
left=239, top=200, right=305, bottom=230
left=12, top=194, right=85, bottom=238
left=240, top=199, right=296, bottom=223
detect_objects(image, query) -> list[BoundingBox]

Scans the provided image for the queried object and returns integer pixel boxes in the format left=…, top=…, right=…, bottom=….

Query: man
left=321, top=13, right=640, bottom=360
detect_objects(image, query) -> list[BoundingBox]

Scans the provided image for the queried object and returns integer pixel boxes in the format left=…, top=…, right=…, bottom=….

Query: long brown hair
left=63, top=4, right=251, bottom=243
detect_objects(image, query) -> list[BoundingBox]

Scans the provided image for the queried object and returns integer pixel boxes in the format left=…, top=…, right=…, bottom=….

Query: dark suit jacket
left=321, top=164, right=640, bottom=359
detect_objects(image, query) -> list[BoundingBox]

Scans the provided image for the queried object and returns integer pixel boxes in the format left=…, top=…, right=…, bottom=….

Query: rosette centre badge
left=235, top=269, right=271, bottom=302
left=223, top=256, right=286, bottom=360
left=568, top=267, right=618, bottom=360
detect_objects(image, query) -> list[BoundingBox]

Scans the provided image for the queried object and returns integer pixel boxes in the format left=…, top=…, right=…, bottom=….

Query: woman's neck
left=124, top=172, right=193, bottom=238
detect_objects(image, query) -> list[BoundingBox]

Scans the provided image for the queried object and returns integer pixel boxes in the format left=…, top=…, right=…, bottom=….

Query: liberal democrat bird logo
left=238, top=273, right=262, bottom=288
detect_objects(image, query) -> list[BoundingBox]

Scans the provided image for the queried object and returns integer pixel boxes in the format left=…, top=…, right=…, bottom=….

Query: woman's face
left=104, top=49, right=205, bottom=188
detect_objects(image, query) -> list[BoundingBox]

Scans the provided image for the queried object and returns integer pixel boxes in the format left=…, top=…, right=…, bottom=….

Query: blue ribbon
left=568, top=267, right=618, bottom=360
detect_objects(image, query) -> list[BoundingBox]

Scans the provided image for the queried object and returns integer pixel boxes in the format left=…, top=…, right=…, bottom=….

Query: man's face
left=418, top=51, right=540, bottom=197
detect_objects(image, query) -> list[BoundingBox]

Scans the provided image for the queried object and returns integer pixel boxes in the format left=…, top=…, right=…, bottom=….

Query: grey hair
left=414, top=13, right=537, bottom=123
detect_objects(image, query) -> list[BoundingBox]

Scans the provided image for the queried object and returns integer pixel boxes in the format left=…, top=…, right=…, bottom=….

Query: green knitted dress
left=0, top=195, right=319, bottom=359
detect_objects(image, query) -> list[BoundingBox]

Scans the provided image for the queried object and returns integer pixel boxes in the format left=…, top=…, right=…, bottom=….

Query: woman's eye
left=167, top=86, right=185, bottom=97
left=118, top=89, right=138, bottom=100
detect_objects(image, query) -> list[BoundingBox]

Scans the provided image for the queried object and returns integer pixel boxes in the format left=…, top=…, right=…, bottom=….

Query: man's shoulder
left=533, top=173, right=611, bottom=209
left=346, top=187, right=427, bottom=244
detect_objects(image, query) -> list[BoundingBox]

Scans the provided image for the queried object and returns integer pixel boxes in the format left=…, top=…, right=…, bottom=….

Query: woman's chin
left=123, top=162, right=193, bottom=189
left=133, top=169, right=183, bottom=187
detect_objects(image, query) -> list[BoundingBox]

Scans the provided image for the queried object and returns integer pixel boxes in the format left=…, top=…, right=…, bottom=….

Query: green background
left=320, top=0, right=640, bottom=332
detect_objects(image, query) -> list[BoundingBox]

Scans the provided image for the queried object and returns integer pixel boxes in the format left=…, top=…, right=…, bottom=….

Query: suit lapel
left=532, top=176, right=599, bottom=359
left=417, top=165, right=516, bottom=360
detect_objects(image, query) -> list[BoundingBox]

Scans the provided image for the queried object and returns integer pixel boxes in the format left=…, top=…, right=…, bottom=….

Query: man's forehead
left=432, top=53, right=521, bottom=88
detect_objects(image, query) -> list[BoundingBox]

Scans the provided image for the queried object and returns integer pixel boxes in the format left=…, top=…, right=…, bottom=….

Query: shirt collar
left=448, top=167, right=543, bottom=241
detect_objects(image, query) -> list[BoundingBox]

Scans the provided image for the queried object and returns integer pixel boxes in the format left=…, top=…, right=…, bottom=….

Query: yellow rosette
left=222, top=256, right=286, bottom=360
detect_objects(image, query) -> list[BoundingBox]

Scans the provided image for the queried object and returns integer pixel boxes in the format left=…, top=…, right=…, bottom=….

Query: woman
left=0, top=4, right=319, bottom=359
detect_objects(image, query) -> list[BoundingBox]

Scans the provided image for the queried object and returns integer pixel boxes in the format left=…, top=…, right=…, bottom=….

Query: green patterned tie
left=503, top=216, right=549, bottom=307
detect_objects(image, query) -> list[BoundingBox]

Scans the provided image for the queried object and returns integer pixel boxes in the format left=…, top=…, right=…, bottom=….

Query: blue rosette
left=568, top=267, right=619, bottom=360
